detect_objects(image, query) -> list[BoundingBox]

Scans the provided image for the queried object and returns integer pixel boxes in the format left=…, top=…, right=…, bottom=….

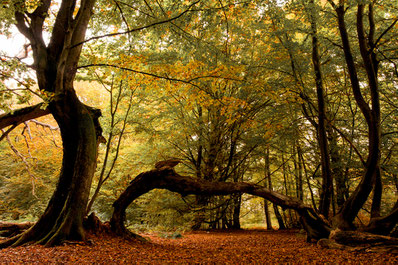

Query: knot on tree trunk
left=85, top=105, right=105, bottom=144
left=154, top=159, right=181, bottom=169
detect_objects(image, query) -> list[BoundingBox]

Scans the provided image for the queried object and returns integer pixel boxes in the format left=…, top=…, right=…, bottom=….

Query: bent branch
left=110, top=167, right=331, bottom=241
left=0, top=103, right=50, bottom=131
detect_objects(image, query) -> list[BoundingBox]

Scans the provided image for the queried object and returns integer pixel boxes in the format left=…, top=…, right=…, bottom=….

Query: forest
left=0, top=0, right=397, bottom=263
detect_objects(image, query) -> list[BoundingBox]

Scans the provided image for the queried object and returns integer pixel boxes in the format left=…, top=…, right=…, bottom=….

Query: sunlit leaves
left=0, top=56, right=36, bottom=112
left=0, top=116, right=61, bottom=220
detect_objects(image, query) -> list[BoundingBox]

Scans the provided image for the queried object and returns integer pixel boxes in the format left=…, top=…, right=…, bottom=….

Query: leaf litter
left=0, top=230, right=397, bottom=264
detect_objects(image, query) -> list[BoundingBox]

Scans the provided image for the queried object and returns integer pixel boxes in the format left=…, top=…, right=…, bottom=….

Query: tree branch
left=373, top=18, right=398, bottom=50
left=72, top=0, right=200, bottom=48
left=0, top=103, right=50, bottom=131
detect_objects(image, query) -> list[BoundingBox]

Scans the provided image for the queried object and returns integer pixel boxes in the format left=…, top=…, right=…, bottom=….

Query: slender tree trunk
left=267, top=148, right=286, bottom=229
left=308, top=1, right=333, bottom=218
left=264, top=148, right=273, bottom=230
left=328, top=128, right=346, bottom=208
left=281, top=152, right=294, bottom=227
left=86, top=85, right=133, bottom=214
left=264, top=199, right=273, bottom=230
left=296, top=142, right=304, bottom=201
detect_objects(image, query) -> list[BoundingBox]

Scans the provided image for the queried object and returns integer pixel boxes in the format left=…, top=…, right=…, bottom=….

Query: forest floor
left=0, top=229, right=397, bottom=264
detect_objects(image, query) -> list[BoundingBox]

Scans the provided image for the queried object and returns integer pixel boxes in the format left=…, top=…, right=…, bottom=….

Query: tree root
left=318, top=229, right=398, bottom=254
left=0, top=222, right=34, bottom=238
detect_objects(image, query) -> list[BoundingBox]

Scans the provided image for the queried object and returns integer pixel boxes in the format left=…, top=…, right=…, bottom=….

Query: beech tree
left=0, top=0, right=101, bottom=247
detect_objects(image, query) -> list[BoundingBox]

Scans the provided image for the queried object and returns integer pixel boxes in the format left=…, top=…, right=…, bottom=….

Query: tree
left=327, top=0, right=392, bottom=231
left=0, top=0, right=101, bottom=247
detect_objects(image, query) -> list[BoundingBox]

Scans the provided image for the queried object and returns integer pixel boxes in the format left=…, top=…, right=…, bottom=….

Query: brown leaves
left=1, top=230, right=397, bottom=264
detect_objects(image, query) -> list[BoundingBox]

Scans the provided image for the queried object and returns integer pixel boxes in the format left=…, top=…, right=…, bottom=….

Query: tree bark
left=264, top=147, right=273, bottom=230
left=0, top=222, right=34, bottom=238
left=363, top=201, right=398, bottom=236
left=266, top=148, right=286, bottom=229
left=231, top=194, right=241, bottom=229
left=264, top=199, right=273, bottom=230
left=319, top=229, right=398, bottom=254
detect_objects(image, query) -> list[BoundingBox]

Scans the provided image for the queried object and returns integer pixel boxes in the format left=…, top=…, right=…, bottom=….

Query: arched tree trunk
left=110, top=167, right=331, bottom=242
left=111, top=167, right=398, bottom=251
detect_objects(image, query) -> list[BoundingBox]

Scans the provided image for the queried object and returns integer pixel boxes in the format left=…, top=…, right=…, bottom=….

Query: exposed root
left=318, top=229, right=398, bottom=254
left=0, top=221, right=34, bottom=238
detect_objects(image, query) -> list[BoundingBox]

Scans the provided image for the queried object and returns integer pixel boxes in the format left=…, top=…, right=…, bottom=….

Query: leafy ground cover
left=0, top=230, right=397, bottom=264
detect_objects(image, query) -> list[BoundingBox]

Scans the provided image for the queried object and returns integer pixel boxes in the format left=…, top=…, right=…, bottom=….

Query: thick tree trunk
left=0, top=0, right=98, bottom=249
left=0, top=92, right=100, bottom=247
left=110, top=167, right=331, bottom=241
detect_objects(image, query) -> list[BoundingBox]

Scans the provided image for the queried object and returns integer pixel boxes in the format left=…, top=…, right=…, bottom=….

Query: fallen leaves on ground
left=0, top=230, right=397, bottom=264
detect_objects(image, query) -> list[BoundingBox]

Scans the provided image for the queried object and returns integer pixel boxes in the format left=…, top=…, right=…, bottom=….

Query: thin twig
left=72, top=0, right=200, bottom=48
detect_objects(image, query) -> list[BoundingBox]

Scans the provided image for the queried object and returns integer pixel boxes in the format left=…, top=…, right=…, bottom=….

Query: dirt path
left=1, top=230, right=397, bottom=264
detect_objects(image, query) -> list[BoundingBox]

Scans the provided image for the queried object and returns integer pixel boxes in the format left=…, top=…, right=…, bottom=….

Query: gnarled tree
left=110, top=166, right=331, bottom=241
left=0, top=0, right=100, bottom=247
